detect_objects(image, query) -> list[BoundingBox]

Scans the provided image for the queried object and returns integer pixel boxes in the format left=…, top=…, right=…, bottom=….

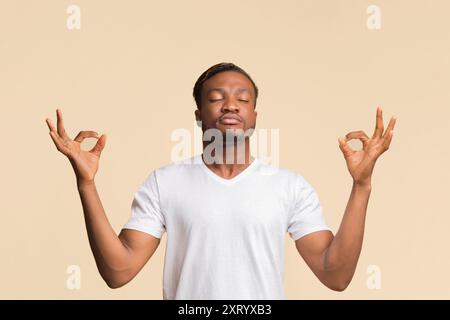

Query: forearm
left=321, top=181, right=372, bottom=286
left=77, top=180, right=132, bottom=286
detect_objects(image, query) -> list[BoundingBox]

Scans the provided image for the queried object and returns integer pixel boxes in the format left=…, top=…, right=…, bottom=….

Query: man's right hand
left=45, top=109, right=107, bottom=185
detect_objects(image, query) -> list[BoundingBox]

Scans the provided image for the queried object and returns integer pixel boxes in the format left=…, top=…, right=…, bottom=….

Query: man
left=45, top=62, right=396, bottom=299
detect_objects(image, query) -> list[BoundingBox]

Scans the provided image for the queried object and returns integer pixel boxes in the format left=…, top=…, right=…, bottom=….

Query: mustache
left=217, top=113, right=244, bottom=122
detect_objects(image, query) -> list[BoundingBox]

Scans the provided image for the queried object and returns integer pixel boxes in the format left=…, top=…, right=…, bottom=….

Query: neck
left=201, top=138, right=254, bottom=179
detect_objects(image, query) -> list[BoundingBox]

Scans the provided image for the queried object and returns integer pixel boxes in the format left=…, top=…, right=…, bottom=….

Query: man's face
left=195, top=71, right=257, bottom=137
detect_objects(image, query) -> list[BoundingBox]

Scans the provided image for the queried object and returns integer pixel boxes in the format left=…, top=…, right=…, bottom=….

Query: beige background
left=0, top=0, right=449, bottom=299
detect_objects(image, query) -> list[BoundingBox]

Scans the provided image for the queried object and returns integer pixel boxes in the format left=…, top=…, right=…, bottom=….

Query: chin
left=217, top=124, right=241, bottom=131
left=223, top=129, right=250, bottom=142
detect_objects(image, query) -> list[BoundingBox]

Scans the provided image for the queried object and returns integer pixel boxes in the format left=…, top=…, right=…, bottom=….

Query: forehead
left=203, top=71, right=253, bottom=93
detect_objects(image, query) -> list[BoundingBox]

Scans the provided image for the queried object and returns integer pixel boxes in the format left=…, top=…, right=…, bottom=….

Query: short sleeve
left=122, top=171, right=166, bottom=239
left=287, top=175, right=331, bottom=241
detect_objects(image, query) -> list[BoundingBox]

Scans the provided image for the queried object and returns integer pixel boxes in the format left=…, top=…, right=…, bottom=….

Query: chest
left=165, top=186, right=289, bottom=235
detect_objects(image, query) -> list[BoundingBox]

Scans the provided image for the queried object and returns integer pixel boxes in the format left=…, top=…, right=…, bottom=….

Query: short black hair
left=193, top=62, right=259, bottom=109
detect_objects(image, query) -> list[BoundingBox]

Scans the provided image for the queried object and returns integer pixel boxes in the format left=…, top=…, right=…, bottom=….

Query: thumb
left=338, top=136, right=353, bottom=158
left=90, top=134, right=107, bottom=156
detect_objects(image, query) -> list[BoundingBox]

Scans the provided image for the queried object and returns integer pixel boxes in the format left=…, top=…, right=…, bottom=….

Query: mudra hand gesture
left=338, top=107, right=397, bottom=186
left=45, top=109, right=107, bottom=185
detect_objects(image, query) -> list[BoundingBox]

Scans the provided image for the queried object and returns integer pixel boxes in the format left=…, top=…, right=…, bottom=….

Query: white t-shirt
left=123, top=155, right=331, bottom=300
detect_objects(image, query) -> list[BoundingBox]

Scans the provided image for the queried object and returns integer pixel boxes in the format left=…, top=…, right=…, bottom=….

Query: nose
left=221, top=98, right=239, bottom=113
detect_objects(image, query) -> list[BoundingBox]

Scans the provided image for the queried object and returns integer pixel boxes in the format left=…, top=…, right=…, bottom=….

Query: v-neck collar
left=197, top=154, right=259, bottom=186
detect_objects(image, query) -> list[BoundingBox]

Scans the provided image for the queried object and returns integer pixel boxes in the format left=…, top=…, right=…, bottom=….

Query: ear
left=195, top=109, right=201, bottom=126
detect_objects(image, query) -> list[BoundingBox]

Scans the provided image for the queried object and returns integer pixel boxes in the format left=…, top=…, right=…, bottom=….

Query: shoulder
left=151, top=155, right=203, bottom=180
left=255, top=159, right=318, bottom=193
left=255, top=158, right=306, bottom=183
left=137, top=156, right=201, bottom=192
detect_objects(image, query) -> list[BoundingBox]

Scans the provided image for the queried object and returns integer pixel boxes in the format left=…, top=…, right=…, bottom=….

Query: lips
left=218, top=114, right=242, bottom=125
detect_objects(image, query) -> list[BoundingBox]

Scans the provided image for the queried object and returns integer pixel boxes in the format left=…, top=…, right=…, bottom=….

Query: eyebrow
left=206, top=88, right=250, bottom=94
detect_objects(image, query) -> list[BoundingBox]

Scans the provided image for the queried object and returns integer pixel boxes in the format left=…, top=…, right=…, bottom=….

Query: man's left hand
left=338, top=106, right=397, bottom=186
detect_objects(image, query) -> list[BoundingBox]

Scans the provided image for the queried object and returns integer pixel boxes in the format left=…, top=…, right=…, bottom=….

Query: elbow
left=328, top=283, right=349, bottom=292
left=105, top=278, right=126, bottom=289
left=326, top=278, right=351, bottom=292
left=101, top=270, right=132, bottom=289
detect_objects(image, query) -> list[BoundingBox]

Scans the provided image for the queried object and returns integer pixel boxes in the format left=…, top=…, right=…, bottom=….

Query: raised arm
left=46, top=109, right=160, bottom=288
left=296, top=106, right=397, bottom=291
